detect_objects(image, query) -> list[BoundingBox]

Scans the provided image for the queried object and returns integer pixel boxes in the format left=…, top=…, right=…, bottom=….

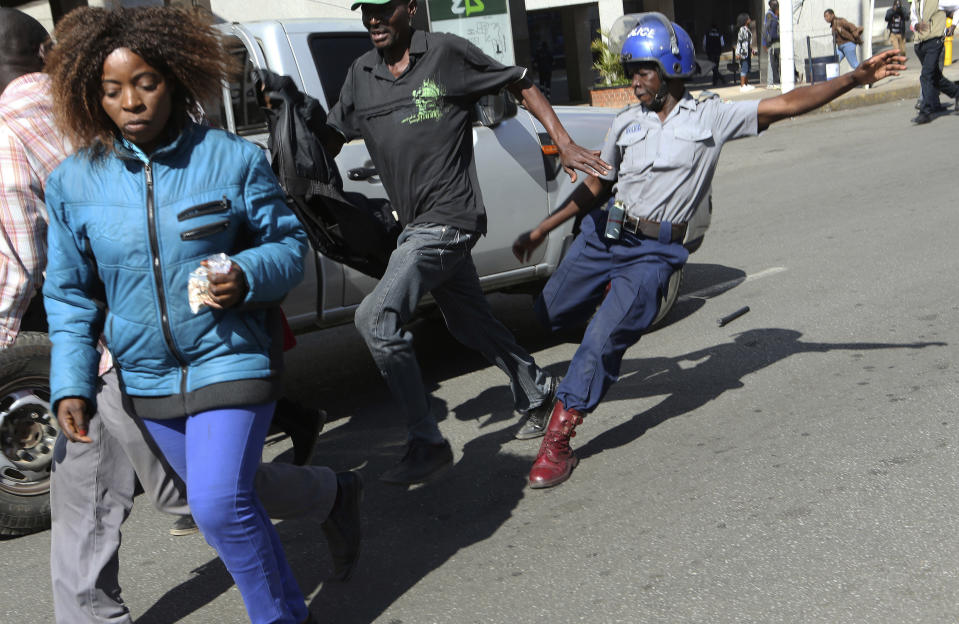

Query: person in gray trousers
left=0, top=10, right=361, bottom=624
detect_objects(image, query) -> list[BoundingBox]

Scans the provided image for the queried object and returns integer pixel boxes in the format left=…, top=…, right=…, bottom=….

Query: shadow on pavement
left=576, top=328, right=947, bottom=462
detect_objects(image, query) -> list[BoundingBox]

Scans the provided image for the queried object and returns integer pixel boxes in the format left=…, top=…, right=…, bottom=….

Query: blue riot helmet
left=619, top=12, right=696, bottom=80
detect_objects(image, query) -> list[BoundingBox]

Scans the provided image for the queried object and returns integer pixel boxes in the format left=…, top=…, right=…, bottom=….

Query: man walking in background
left=886, top=0, right=909, bottom=55
left=764, top=0, right=781, bottom=88
left=824, top=8, right=864, bottom=71
left=910, top=0, right=959, bottom=124
left=703, top=24, right=727, bottom=86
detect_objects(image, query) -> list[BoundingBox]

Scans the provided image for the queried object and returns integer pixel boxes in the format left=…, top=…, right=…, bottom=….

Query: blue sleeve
left=230, top=149, right=308, bottom=304
left=42, top=175, right=103, bottom=410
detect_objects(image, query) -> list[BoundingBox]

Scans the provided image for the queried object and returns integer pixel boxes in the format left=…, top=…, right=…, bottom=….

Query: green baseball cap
left=350, top=0, right=391, bottom=11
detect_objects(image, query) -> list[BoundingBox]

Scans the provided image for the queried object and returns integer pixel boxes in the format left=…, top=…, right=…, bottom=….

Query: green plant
left=591, top=30, right=628, bottom=87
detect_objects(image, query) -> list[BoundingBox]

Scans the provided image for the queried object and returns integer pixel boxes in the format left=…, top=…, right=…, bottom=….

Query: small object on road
left=717, top=306, right=750, bottom=327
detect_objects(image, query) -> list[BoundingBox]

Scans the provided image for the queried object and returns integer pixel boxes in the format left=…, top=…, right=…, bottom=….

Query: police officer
left=702, top=24, right=726, bottom=86
left=512, top=12, right=906, bottom=489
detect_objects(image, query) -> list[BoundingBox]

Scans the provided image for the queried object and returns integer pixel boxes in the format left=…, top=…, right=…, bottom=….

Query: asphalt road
left=4, top=97, right=959, bottom=624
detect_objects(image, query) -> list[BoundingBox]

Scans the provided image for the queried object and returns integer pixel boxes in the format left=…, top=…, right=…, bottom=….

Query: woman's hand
left=57, top=398, right=92, bottom=443
left=206, top=261, right=248, bottom=309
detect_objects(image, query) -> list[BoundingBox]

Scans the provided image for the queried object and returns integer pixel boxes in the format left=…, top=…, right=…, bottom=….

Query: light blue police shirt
left=599, top=92, right=759, bottom=224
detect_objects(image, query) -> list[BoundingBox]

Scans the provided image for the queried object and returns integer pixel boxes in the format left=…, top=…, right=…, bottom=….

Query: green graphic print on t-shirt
left=402, top=79, right=446, bottom=124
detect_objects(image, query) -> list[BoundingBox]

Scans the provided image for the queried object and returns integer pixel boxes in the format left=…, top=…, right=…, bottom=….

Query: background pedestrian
left=534, top=41, right=554, bottom=99
left=909, top=0, right=959, bottom=124
left=736, top=13, right=757, bottom=91
left=764, top=0, right=781, bottom=88
left=703, top=24, right=727, bottom=86
left=824, top=8, right=864, bottom=71
left=886, top=0, right=909, bottom=55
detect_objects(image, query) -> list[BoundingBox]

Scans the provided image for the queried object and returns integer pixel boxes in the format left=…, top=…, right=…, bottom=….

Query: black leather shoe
left=912, top=112, right=933, bottom=124
left=169, top=514, right=198, bottom=536
left=515, top=376, right=561, bottom=440
left=321, top=471, right=363, bottom=582
left=379, top=438, right=453, bottom=485
left=272, top=398, right=326, bottom=466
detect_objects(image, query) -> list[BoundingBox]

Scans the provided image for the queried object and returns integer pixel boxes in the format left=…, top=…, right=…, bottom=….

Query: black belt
left=622, top=213, right=687, bottom=242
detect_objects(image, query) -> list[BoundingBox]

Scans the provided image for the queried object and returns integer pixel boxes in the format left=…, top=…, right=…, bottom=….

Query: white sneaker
left=740, top=84, right=756, bottom=92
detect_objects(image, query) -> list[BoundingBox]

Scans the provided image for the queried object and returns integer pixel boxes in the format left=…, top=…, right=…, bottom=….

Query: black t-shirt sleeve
left=327, top=62, right=361, bottom=141
left=456, top=36, right=527, bottom=99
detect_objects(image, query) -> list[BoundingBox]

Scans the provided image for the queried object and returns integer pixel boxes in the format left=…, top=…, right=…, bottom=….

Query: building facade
left=9, top=0, right=876, bottom=102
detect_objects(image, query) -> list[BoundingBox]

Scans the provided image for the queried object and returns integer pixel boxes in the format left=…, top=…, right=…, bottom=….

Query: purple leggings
left=142, top=403, right=307, bottom=624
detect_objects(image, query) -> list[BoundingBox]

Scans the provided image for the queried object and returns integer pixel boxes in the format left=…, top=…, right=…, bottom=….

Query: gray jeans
left=354, top=223, right=549, bottom=444
left=49, top=369, right=337, bottom=624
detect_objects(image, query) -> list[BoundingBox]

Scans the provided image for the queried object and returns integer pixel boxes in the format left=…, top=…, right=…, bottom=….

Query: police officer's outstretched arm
left=512, top=175, right=611, bottom=262
left=756, top=49, right=906, bottom=131
left=507, top=77, right=610, bottom=183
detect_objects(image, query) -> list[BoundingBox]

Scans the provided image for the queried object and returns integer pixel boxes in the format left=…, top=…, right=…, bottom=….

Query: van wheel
left=0, top=332, right=56, bottom=536
left=650, top=267, right=683, bottom=328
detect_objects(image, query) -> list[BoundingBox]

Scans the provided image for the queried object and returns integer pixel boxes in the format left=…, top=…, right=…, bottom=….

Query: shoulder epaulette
left=615, top=102, right=643, bottom=117
left=696, top=90, right=721, bottom=103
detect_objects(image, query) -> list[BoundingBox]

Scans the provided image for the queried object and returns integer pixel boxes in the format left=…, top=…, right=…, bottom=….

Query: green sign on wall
left=426, top=0, right=514, bottom=65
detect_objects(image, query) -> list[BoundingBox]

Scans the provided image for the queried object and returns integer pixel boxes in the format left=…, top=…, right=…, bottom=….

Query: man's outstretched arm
left=507, top=77, right=610, bottom=183
left=757, top=49, right=907, bottom=131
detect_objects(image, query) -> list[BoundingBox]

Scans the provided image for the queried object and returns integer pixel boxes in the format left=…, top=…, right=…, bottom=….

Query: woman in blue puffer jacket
left=43, top=7, right=314, bottom=624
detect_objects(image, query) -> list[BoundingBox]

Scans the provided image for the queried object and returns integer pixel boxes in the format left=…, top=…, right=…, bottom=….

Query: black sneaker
left=379, top=438, right=453, bottom=485
left=321, top=471, right=363, bottom=582
left=170, top=514, right=198, bottom=536
left=912, top=112, right=933, bottom=125
left=272, top=398, right=326, bottom=466
left=514, top=376, right=560, bottom=440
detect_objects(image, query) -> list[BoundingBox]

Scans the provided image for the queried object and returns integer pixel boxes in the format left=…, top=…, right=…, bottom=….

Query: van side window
left=212, top=39, right=268, bottom=136
left=307, top=34, right=373, bottom=109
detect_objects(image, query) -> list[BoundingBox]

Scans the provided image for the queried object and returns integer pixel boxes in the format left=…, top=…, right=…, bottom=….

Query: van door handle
left=347, top=167, right=379, bottom=181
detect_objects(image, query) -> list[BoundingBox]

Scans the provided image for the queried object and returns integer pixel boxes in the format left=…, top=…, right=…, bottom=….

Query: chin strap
left=647, top=70, right=670, bottom=112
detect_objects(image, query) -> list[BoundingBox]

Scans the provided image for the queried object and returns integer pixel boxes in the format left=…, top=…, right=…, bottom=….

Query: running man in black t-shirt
left=321, top=0, right=609, bottom=485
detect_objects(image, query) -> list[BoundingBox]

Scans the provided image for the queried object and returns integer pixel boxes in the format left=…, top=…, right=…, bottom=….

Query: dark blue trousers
left=536, top=210, right=688, bottom=413
left=916, top=37, right=958, bottom=116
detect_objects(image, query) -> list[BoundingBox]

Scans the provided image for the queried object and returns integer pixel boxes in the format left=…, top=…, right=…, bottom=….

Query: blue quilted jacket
left=43, top=123, right=307, bottom=410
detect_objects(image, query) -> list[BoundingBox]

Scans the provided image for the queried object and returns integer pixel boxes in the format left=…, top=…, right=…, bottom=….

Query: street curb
left=814, top=83, right=920, bottom=114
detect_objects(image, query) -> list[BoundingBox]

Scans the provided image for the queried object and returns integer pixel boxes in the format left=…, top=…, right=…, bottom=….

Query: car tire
left=0, top=331, right=56, bottom=537
left=650, top=267, right=683, bottom=329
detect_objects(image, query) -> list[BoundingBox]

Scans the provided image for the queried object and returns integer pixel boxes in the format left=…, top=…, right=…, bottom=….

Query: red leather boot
left=528, top=401, right=583, bottom=489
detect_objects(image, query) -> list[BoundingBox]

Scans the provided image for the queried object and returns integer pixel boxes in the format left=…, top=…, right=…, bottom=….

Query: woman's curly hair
left=45, top=6, right=239, bottom=156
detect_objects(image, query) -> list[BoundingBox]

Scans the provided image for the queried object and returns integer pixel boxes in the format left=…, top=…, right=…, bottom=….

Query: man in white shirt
left=910, top=0, right=959, bottom=123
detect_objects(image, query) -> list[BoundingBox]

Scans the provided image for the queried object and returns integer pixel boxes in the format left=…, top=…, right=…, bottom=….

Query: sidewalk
left=689, top=43, right=959, bottom=116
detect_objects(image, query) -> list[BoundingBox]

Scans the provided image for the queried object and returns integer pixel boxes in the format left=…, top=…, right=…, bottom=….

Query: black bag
left=257, top=70, right=399, bottom=279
